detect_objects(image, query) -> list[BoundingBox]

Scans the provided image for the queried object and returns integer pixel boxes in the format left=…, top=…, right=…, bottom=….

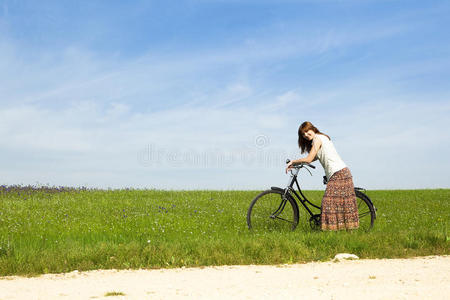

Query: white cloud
left=260, top=90, right=301, bottom=112
left=2, top=89, right=448, bottom=190
left=1, top=12, right=449, bottom=189
left=0, top=99, right=296, bottom=188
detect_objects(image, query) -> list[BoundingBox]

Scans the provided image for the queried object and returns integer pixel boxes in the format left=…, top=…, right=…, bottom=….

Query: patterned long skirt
left=321, top=167, right=359, bottom=231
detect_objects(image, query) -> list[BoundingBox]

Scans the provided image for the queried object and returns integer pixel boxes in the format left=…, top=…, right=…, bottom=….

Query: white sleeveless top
left=313, top=134, right=346, bottom=180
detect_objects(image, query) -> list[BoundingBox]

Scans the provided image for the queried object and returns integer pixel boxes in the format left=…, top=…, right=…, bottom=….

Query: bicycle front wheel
left=247, top=189, right=299, bottom=232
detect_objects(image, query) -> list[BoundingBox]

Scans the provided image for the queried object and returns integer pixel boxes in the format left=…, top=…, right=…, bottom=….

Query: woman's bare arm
left=285, top=137, right=321, bottom=172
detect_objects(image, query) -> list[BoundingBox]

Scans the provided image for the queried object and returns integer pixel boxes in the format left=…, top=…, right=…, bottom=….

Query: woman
left=285, top=121, right=359, bottom=231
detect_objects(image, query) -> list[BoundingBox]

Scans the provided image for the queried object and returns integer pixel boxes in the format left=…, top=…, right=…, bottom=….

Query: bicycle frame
left=272, top=166, right=321, bottom=218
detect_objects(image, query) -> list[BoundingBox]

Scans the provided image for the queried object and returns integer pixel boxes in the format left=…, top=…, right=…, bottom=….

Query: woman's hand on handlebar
left=286, top=158, right=316, bottom=173
left=285, top=160, right=295, bottom=173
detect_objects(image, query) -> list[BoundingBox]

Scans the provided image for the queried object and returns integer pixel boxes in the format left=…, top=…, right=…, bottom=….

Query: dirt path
left=1, top=255, right=449, bottom=300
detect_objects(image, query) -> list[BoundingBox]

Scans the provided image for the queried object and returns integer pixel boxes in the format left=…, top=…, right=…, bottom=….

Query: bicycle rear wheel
left=247, top=189, right=299, bottom=232
left=355, top=189, right=376, bottom=231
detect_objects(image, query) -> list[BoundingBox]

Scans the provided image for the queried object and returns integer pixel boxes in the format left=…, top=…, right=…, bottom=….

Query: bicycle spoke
left=273, top=216, right=294, bottom=224
left=359, top=211, right=370, bottom=218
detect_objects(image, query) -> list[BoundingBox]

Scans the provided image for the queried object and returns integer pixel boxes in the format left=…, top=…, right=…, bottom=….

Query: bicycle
left=247, top=159, right=377, bottom=232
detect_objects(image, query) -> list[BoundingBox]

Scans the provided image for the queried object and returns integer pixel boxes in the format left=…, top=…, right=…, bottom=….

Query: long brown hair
left=298, top=121, right=330, bottom=154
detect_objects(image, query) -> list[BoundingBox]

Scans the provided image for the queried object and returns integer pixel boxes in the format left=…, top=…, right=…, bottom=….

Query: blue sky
left=1, top=0, right=449, bottom=189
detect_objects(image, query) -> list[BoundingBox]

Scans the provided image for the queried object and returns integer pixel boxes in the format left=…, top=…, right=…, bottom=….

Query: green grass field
left=0, top=185, right=448, bottom=276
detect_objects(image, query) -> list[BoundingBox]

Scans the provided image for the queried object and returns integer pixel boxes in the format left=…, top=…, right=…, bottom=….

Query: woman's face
left=302, top=129, right=315, bottom=141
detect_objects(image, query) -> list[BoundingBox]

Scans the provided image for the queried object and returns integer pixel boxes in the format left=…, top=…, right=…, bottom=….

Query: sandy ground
left=0, top=255, right=449, bottom=300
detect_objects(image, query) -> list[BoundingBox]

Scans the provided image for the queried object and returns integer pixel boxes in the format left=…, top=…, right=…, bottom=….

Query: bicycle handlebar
left=286, top=159, right=316, bottom=169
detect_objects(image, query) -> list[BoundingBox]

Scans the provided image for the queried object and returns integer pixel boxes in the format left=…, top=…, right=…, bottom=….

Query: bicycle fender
left=270, top=186, right=285, bottom=192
